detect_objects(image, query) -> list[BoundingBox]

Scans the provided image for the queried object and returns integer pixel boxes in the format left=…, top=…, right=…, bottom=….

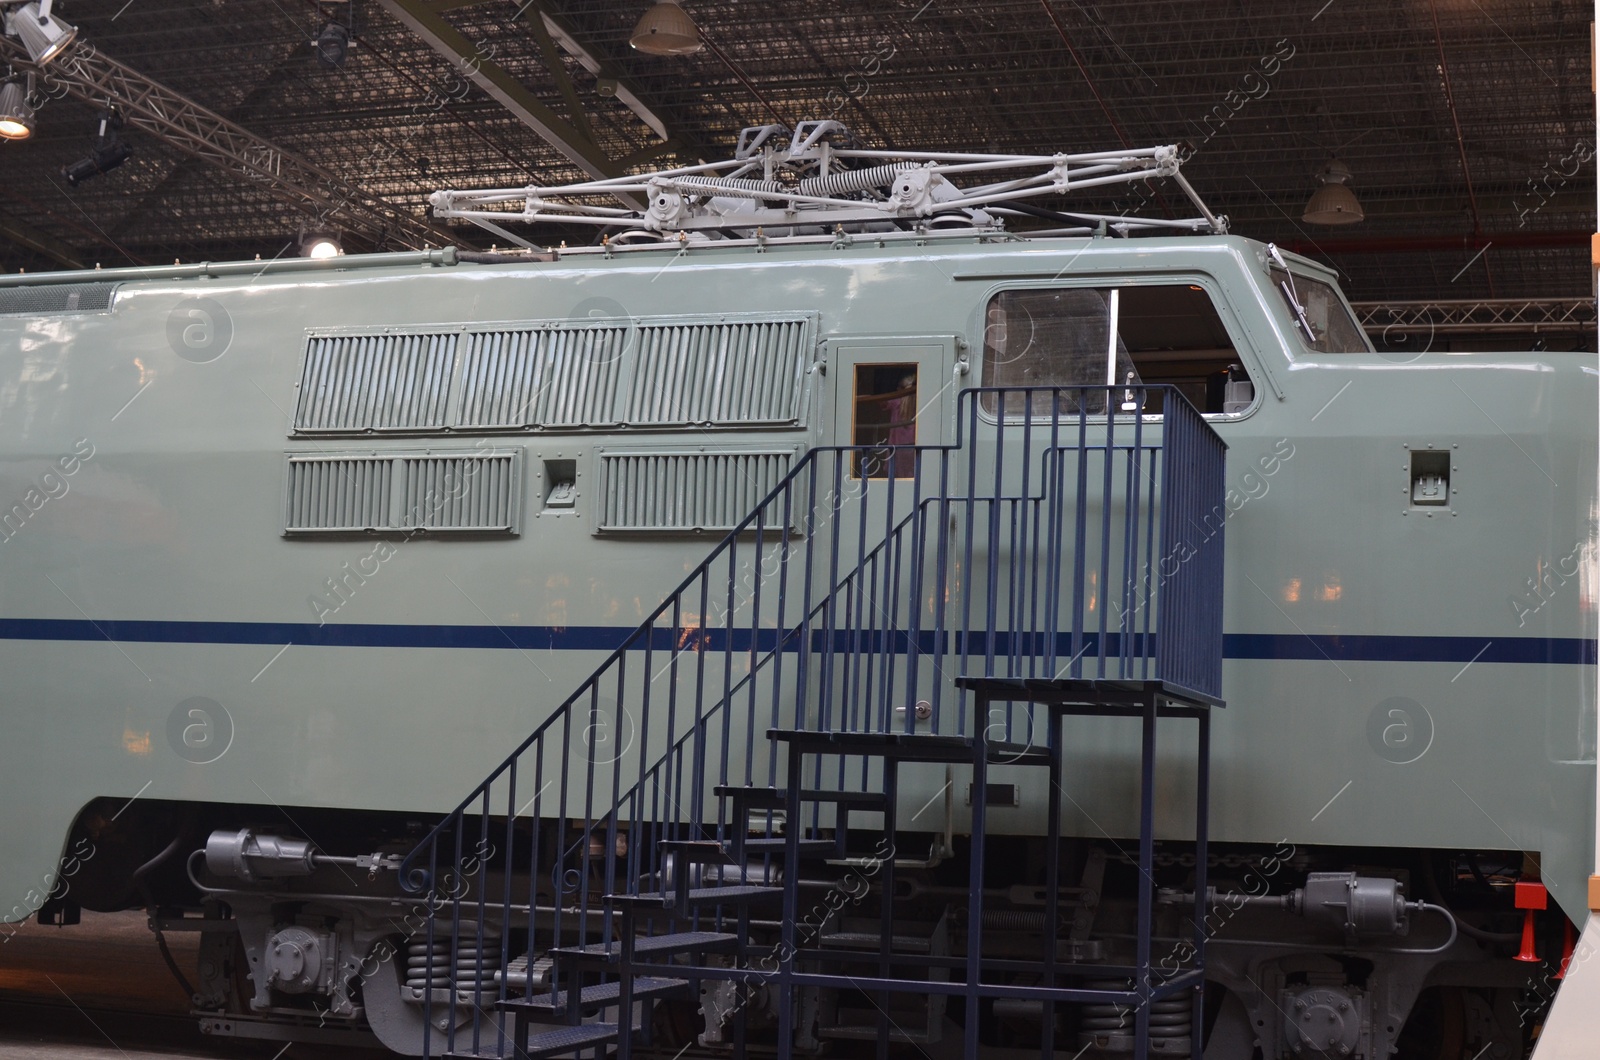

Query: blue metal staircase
left=399, top=385, right=1227, bottom=1059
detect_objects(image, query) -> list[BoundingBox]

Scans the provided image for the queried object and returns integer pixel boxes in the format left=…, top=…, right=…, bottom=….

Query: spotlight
left=629, top=2, right=701, bottom=56
left=63, top=139, right=131, bottom=186
left=299, top=231, right=342, bottom=258
left=314, top=22, right=349, bottom=67
left=62, top=110, right=131, bottom=187
left=5, top=2, right=78, bottom=66
left=0, top=77, right=34, bottom=140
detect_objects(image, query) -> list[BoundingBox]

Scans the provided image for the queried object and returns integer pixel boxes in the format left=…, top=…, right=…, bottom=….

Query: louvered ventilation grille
left=598, top=450, right=795, bottom=532
left=285, top=449, right=522, bottom=535
left=457, top=327, right=626, bottom=428
left=285, top=456, right=393, bottom=533
left=398, top=452, right=520, bottom=531
left=295, top=332, right=458, bottom=432
left=0, top=283, right=116, bottom=315
left=624, top=319, right=809, bottom=426
left=293, top=315, right=813, bottom=436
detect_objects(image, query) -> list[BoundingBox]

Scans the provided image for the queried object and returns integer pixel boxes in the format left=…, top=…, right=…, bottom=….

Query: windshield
left=1270, top=267, right=1369, bottom=353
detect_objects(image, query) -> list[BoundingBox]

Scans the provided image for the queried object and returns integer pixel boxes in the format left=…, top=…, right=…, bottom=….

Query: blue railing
left=396, top=385, right=1226, bottom=1057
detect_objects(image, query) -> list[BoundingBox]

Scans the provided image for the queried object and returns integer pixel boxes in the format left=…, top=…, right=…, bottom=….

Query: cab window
left=981, top=283, right=1254, bottom=416
left=1269, top=267, right=1369, bottom=353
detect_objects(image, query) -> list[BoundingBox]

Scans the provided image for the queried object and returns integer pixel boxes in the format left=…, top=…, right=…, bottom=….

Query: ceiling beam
left=108, top=50, right=308, bottom=247
left=521, top=4, right=595, bottom=145
left=377, top=0, right=625, bottom=186
left=529, top=4, right=675, bottom=145
left=1, top=38, right=461, bottom=252
left=0, top=210, right=85, bottom=269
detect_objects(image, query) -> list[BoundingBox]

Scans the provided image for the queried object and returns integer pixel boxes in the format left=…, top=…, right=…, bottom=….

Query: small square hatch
left=1410, top=450, right=1450, bottom=506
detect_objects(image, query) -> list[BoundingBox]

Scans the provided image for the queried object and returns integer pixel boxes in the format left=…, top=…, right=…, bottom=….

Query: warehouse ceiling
left=0, top=0, right=1592, bottom=310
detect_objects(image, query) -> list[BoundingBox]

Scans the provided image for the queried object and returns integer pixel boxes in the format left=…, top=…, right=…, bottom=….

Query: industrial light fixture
left=1302, top=157, right=1364, bottom=225
left=299, top=230, right=343, bottom=258
left=62, top=110, right=131, bottom=187
left=5, top=1, right=77, bottom=66
left=0, top=74, right=34, bottom=140
left=629, top=2, right=701, bottom=55
left=314, top=21, right=350, bottom=68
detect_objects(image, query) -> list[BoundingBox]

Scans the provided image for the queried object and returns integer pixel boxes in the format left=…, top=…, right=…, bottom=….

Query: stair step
left=500, top=976, right=689, bottom=1015
left=985, top=742, right=1052, bottom=767
left=821, top=931, right=932, bottom=954
left=607, top=885, right=783, bottom=910
left=739, top=837, right=837, bottom=858
left=553, top=931, right=740, bottom=964
left=715, top=784, right=886, bottom=809
left=441, top=1022, right=621, bottom=1060
left=657, top=839, right=734, bottom=865
left=768, top=728, right=976, bottom=761
left=680, top=884, right=783, bottom=908
left=766, top=728, right=1050, bottom=766
left=521, top=1023, right=621, bottom=1059
left=821, top=1022, right=938, bottom=1045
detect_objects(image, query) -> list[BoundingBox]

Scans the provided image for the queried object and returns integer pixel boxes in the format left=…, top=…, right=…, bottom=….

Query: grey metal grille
left=457, top=326, right=627, bottom=428
left=284, top=454, right=393, bottom=533
left=398, top=451, right=522, bottom=532
left=623, top=317, right=812, bottom=426
left=0, top=283, right=116, bottom=316
left=295, top=332, right=459, bottom=433
left=285, top=448, right=522, bottom=535
left=296, top=315, right=812, bottom=436
left=597, top=449, right=796, bottom=532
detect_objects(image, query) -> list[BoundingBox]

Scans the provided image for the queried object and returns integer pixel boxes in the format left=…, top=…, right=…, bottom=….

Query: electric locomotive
left=0, top=127, right=1591, bottom=1059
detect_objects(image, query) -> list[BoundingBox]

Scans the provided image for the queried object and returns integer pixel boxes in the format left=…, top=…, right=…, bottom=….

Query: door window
left=851, top=363, right=918, bottom=477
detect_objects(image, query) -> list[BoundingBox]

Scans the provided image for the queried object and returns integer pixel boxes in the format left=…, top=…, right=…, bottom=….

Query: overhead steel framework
left=377, top=0, right=675, bottom=207
left=1352, top=298, right=1598, bottom=334
left=0, top=37, right=456, bottom=251
left=0, top=1, right=1588, bottom=302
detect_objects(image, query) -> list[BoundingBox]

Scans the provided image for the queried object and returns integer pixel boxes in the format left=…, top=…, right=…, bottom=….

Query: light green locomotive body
left=0, top=232, right=1591, bottom=1054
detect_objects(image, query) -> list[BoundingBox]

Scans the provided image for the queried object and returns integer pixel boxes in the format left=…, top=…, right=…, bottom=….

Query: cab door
left=812, top=336, right=962, bottom=812
left=825, top=336, right=960, bottom=468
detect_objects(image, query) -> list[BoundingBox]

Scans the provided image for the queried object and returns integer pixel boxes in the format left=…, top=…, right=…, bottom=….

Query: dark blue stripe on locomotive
left=0, top=617, right=1589, bottom=664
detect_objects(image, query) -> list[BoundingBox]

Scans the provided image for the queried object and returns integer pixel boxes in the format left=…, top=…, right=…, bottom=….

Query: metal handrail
left=399, top=384, right=1226, bottom=1059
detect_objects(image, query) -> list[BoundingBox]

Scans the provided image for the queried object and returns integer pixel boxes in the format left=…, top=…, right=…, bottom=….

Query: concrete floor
left=0, top=910, right=198, bottom=1015
left=0, top=911, right=382, bottom=1060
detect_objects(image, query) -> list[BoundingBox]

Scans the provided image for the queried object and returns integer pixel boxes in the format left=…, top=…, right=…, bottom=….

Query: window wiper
left=1268, top=243, right=1317, bottom=344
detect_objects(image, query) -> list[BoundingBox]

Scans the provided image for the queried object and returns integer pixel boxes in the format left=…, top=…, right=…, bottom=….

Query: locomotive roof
left=0, top=228, right=1341, bottom=292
